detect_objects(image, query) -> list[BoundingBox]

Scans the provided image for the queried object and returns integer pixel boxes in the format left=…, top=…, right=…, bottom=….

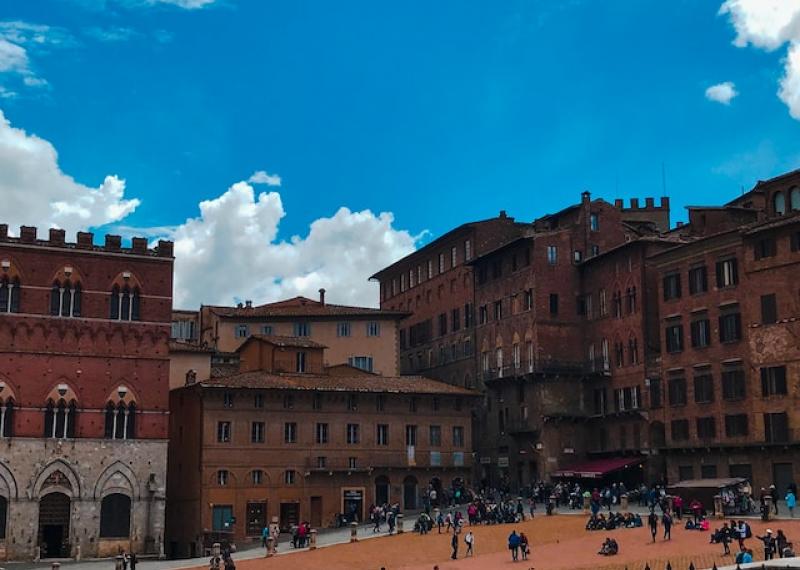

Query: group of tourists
left=368, top=503, right=402, bottom=534
left=585, top=512, right=643, bottom=530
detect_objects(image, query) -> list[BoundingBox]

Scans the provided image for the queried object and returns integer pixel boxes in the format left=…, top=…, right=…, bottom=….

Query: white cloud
left=705, top=81, right=738, bottom=104
left=170, top=181, right=416, bottom=308
left=0, top=21, right=73, bottom=94
left=148, top=0, right=217, bottom=7
left=248, top=170, right=282, bottom=186
left=0, top=109, right=139, bottom=235
left=0, top=39, right=28, bottom=73
left=84, top=26, right=140, bottom=43
left=720, top=0, right=800, bottom=118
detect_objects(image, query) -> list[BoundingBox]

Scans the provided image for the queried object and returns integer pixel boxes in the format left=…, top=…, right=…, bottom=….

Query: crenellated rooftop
left=0, top=224, right=174, bottom=258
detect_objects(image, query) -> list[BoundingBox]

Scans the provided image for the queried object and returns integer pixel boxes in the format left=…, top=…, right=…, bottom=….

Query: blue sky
left=1, top=0, right=799, bottom=307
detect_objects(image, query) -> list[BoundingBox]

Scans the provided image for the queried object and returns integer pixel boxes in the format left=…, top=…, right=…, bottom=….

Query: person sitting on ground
left=598, top=537, right=619, bottom=556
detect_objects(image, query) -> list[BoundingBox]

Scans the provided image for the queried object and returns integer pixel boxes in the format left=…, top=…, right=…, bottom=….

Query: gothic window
left=50, top=280, right=82, bottom=317
left=104, top=402, right=136, bottom=439
left=44, top=400, right=77, bottom=439
left=0, top=277, right=20, bottom=313
left=110, top=283, right=141, bottom=321
left=0, top=398, right=13, bottom=438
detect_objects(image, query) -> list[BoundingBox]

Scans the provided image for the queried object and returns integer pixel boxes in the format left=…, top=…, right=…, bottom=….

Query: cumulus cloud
left=170, top=181, right=416, bottom=308
left=248, top=170, right=282, bottom=186
left=0, top=21, right=73, bottom=94
left=720, top=0, right=800, bottom=118
left=705, top=81, right=738, bottom=104
left=0, top=109, right=139, bottom=234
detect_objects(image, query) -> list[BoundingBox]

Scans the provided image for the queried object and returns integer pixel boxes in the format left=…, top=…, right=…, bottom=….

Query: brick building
left=370, top=212, right=526, bottom=389
left=165, top=336, right=477, bottom=558
left=0, top=225, right=173, bottom=560
left=649, top=172, right=800, bottom=490
left=195, top=292, right=407, bottom=378
left=469, top=194, right=672, bottom=487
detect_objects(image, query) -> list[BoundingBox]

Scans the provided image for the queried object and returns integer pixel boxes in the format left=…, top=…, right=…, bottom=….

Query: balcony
left=482, top=358, right=602, bottom=382
left=304, top=451, right=473, bottom=473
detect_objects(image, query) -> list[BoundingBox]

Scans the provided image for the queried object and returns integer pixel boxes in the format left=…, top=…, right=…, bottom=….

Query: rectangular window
left=760, top=366, right=787, bottom=396
left=405, top=424, right=417, bottom=446
left=523, top=289, right=533, bottom=311
left=754, top=237, right=777, bottom=260
left=792, top=231, right=800, bottom=252
left=694, top=372, right=714, bottom=403
left=315, top=422, right=329, bottom=444
left=599, top=289, right=607, bottom=316
left=719, top=312, right=742, bottom=343
left=427, top=259, right=433, bottom=279
left=725, top=414, right=748, bottom=437
left=409, top=397, right=417, bottom=412
left=438, top=313, right=447, bottom=336
left=251, top=421, right=265, bottom=443
left=670, top=419, right=690, bottom=441
left=591, top=244, right=600, bottom=257
left=312, top=393, right=323, bottom=410
left=296, top=351, right=307, bottom=372
left=451, top=308, right=461, bottom=331
left=464, top=239, right=472, bottom=261
left=688, top=266, right=708, bottom=294
left=409, top=268, right=415, bottom=288
left=366, top=321, right=380, bottom=337
left=347, top=394, right=358, bottom=411
left=284, top=422, right=297, bottom=443
left=376, top=394, right=385, bottom=412
left=697, top=416, right=716, bottom=439
left=479, top=305, right=488, bottom=324
left=764, top=412, right=789, bottom=443
left=293, top=322, right=311, bottom=337
left=453, top=426, right=464, bottom=447
left=348, top=356, right=374, bottom=372
left=212, top=505, right=233, bottom=531
left=429, top=425, right=442, bottom=447
left=678, top=466, right=694, bottom=481
left=235, top=324, right=249, bottom=338
left=217, top=421, right=231, bottom=443
left=464, top=303, right=473, bottom=327
left=283, top=394, right=294, bottom=409
left=761, top=294, right=778, bottom=324
left=316, top=456, right=327, bottom=469
left=451, top=246, right=457, bottom=267
left=665, top=323, right=684, bottom=353
left=722, top=368, right=746, bottom=400
left=690, top=318, right=712, bottom=348
left=649, top=378, right=662, bottom=409
left=254, top=393, right=264, bottom=408
left=346, top=423, right=360, bottom=444
left=549, top=293, right=559, bottom=316
left=337, top=322, right=351, bottom=337
left=438, top=252, right=445, bottom=273
left=493, top=300, right=502, bottom=320
left=716, top=258, right=739, bottom=288
left=668, top=376, right=687, bottom=406
left=261, top=324, right=273, bottom=335
left=663, top=272, right=681, bottom=300
left=400, top=273, right=406, bottom=292
left=377, top=423, right=389, bottom=445
left=547, top=245, right=558, bottom=265
left=590, top=213, right=599, bottom=231
left=223, top=391, right=234, bottom=408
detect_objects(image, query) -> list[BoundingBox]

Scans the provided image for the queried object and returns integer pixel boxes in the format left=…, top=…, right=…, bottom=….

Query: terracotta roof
left=169, top=341, right=214, bottom=353
left=239, top=334, right=327, bottom=350
left=742, top=211, right=800, bottom=235
left=206, top=297, right=408, bottom=319
left=199, top=371, right=480, bottom=396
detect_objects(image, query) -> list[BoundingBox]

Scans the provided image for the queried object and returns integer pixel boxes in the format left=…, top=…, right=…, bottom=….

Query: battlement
left=0, top=224, right=173, bottom=258
left=613, top=197, right=670, bottom=211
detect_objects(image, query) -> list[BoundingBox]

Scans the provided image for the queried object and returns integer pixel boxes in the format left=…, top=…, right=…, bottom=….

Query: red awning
left=551, top=457, right=644, bottom=479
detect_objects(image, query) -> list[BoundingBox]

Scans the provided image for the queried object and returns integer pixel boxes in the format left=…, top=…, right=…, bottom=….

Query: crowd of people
left=585, top=512, right=643, bottom=530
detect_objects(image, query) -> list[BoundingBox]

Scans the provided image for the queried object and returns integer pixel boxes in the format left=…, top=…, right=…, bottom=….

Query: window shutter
left=761, top=368, right=769, bottom=397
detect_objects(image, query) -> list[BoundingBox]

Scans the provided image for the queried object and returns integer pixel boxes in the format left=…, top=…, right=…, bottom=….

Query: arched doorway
left=403, top=476, right=418, bottom=511
left=38, top=492, right=71, bottom=558
left=99, top=494, right=132, bottom=538
left=0, top=495, right=7, bottom=539
left=375, top=476, right=390, bottom=506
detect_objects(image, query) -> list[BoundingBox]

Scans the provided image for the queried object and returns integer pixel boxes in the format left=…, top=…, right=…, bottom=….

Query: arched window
left=50, top=280, right=81, bottom=317
left=774, top=191, right=787, bottom=216
left=0, top=398, right=13, bottom=438
left=111, top=285, right=141, bottom=321
left=0, top=277, right=20, bottom=313
left=104, top=401, right=136, bottom=440
left=791, top=187, right=800, bottom=211
left=44, top=400, right=76, bottom=439
left=99, top=494, right=131, bottom=538
left=628, top=336, right=639, bottom=365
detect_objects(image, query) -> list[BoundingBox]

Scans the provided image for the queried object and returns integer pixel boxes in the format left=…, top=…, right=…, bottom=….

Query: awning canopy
left=551, top=457, right=644, bottom=479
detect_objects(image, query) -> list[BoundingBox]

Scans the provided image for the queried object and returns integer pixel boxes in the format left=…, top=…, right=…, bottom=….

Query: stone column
left=397, top=513, right=404, bottom=534
left=764, top=496, right=772, bottom=521
left=713, top=495, right=723, bottom=519
left=350, top=521, right=358, bottom=543
left=309, top=529, right=317, bottom=550
left=621, top=494, right=629, bottom=514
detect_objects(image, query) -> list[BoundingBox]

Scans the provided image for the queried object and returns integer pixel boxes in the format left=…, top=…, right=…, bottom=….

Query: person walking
left=758, top=529, right=776, bottom=561
left=648, top=511, right=658, bottom=543
left=720, top=523, right=732, bottom=555
left=786, top=489, right=796, bottom=518
left=519, top=532, right=530, bottom=561
left=464, top=530, right=474, bottom=557
left=121, top=551, right=129, bottom=570
left=508, top=530, right=521, bottom=561
left=436, top=511, right=444, bottom=534
left=770, top=485, right=779, bottom=516
left=128, top=553, right=137, bottom=570
left=450, top=531, right=459, bottom=560
left=662, top=511, right=673, bottom=541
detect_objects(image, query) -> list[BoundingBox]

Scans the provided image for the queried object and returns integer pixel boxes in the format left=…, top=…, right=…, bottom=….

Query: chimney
left=245, top=300, right=253, bottom=308
left=49, top=228, right=66, bottom=245
left=630, top=198, right=640, bottom=209
left=20, top=226, right=37, bottom=243
left=614, top=199, right=623, bottom=209
left=319, top=288, right=326, bottom=305
left=131, top=237, right=148, bottom=254
left=77, top=232, right=94, bottom=249
left=499, top=210, right=507, bottom=219
left=581, top=190, right=591, bottom=205
left=157, top=240, right=174, bottom=258
left=236, top=302, right=243, bottom=309
left=104, top=234, right=122, bottom=250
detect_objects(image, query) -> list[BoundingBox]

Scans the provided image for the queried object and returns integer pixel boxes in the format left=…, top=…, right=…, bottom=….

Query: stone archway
left=403, top=476, right=418, bottom=511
